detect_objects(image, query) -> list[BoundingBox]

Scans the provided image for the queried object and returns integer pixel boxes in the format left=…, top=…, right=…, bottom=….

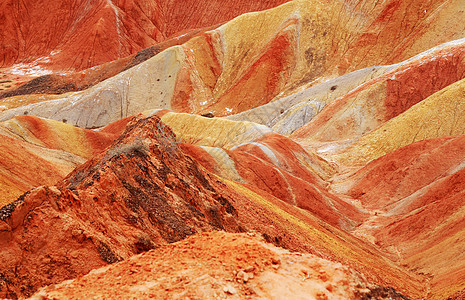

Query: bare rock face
left=0, top=26, right=216, bottom=100
left=2, top=0, right=465, bottom=299
left=3, top=0, right=465, bottom=128
left=0, top=0, right=290, bottom=72
left=0, top=116, right=241, bottom=298
left=0, top=115, right=120, bottom=207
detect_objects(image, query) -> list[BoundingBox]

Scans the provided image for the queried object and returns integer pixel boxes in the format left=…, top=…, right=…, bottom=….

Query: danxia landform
left=1, top=1, right=465, bottom=299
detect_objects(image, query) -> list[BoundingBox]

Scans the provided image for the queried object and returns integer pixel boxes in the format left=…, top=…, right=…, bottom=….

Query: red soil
left=384, top=46, right=465, bottom=120
left=210, top=27, right=296, bottom=116
left=0, top=115, right=126, bottom=206
left=377, top=167, right=465, bottom=246
left=330, top=134, right=465, bottom=298
left=0, top=116, right=243, bottom=298
left=292, top=43, right=465, bottom=142
left=181, top=133, right=367, bottom=229
left=0, top=26, right=214, bottom=99
left=0, top=116, right=426, bottom=298
left=345, top=135, right=465, bottom=210
left=0, top=136, right=73, bottom=202
left=0, top=0, right=290, bottom=72
left=30, top=231, right=379, bottom=300
left=337, top=0, right=452, bottom=72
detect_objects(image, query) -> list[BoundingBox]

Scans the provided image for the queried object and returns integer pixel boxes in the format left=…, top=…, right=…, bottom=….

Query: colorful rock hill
left=0, top=0, right=289, bottom=71
left=0, top=0, right=465, bottom=299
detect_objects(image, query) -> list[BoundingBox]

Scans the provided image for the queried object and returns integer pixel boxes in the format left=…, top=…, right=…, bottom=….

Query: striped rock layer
left=1, top=0, right=465, bottom=299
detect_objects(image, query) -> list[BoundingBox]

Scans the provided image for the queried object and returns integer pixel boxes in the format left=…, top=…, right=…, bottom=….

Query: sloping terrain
left=0, top=116, right=242, bottom=297
left=0, top=0, right=290, bottom=99
left=331, top=135, right=465, bottom=299
left=0, top=115, right=425, bottom=299
left=2, top=0, right=465, bottom=128
left=30, top=231, right=405, bottom=300
left=0, top=0, right=289, bottom=71
left=0, top=26, right=214, bottom=99
left=1, top=0, right=465, bottom=299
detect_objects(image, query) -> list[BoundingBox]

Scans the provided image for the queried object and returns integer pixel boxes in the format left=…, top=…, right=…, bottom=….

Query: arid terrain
left=1, top=0, right=465, bottom=299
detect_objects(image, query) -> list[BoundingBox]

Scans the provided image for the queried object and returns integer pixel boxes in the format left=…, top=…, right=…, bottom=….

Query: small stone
left=236, top=270, right=247, bottom=282
left=71, top=229, right=83, bottom=237
left=244, top=265, right=255, bottom=273
left=271, top=257, right=280, bottom=265
left=70, top=250, right=80, bottom=259
left=223, top=284, right=237, bottom=295
left=48, top=186, right=61, bottom=196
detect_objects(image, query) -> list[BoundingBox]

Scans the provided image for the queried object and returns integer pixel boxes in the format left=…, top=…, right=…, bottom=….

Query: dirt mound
left=30, top=231, right=407, bottom=300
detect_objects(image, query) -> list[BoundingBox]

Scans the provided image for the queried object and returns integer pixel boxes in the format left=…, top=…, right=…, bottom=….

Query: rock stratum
left=1, top=0, right=465, bottom=299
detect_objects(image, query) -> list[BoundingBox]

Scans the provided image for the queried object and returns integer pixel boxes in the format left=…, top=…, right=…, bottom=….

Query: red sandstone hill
left=1, top=0, right=465, bottom=299
left=0, top=0, right=289, bottom=72
left=0, top=116, right=421, bottom=299
left=0, top=116, right=242, bottom=298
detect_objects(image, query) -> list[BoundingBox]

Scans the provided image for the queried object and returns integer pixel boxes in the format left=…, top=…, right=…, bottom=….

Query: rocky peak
left=0, top=115, right=240, bottom=298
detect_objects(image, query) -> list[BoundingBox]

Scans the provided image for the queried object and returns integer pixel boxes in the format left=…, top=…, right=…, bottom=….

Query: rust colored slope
left=0, top=26, right=214, bottom=100
left=3, top=0, right=465, bottom=127
left=335, top=0, right=465, bottom=72
left=0, top=135, right=84, bottom=207
left=335, top=77, right=465, bottom=166
left=0, top=0, right=143, bottom=70
left=0, top=115, right=122, bottom=206
left=291, top=39, right=465, bottom=143
left=0, top=116, right=242, bottom=298
left=333, top=135, right=465, bottom=210
left=182, top=136, right=366, bottom=231
left=220, top=179, right=426, bottom=299
left=159, top=113, right=366, bottom=230
left=229, top=147, right=365, bottom=229
left=327, top=134, right=465, bottom=299
left=173, top=21, right=298, bottom=116
left=0, top=0, right=290, bottom=72
left=374, top=167, right=465, bottom=299
left=172, top=0, right=465, bottom=117
left=30, top=232, right=377, bottom=300
left=0, top=115, right=426, bottom=298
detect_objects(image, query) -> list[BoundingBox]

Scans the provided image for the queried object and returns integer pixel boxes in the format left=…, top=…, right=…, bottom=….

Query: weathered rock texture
left=0, top=116, right=242, bottom=298
left=30, top=231, right=406, bottom=300
left=2, top=0, right=465, bottom=128
left=0, top=115, right=428, bottom=299
left=0, top=115, right=120, bottom=207
left=0, top=0, right=289, bottom=71
left=1, top=0, right=465, bottom=299
left=0, top=26, right=214, bottom=99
